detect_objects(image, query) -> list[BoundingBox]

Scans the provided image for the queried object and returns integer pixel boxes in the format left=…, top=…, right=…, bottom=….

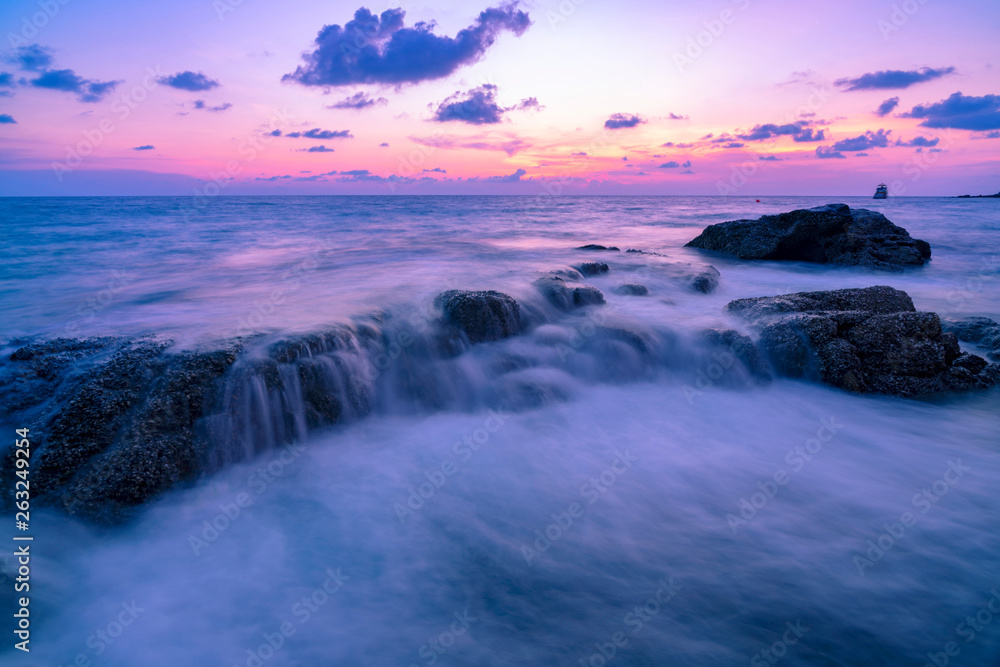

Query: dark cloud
left=432, top=84, right=539, bottom=125
left=571, top=151, right=587, bottom=156
left=192, top=100, right=232, bottom=112
left=481, top=168, right=526, bottom=183
left=270, top=129, right=283, bottom=136
left=832, top=129, right=891, bottom=152
left=0, top=114, right=15, bottom=124
left=836, top=67, right=954, bottom=91
left=411, top=134, right=529, bottom=156
left=379, top=142, right=390, bottom=146
left=659, top=161, right=679, bottom=168
left=604, top=113, right=644, bottom=130
left=6, top=44, right=54, bottom=71
left=681, top=160, right=691, bottom=168
left=284, top=5, right=531, bottom=87
left=668, top=113, right=688, bottom=120
left=285, top=128, right=353, bottom=139
left=985, top=131, right=1000, bottom=139
left=301, top=145, right=336, bottom=152
left=897, top=136, right=939, bottom=148
left=157, top=71, right=220, bottom=91
left=328, top=92, right=388, bottom=109
left=30, top=69, right=122, bottom=102
left=681, top=169, right=694, bottom=174
left=904, top=92, right=1000, bottom=130
left=758, top=155, right=780, bottom=161
left=737, top=121, right=822, bottom=142
left=423, top=167, right=447, bottom=174
left=815, top=146, right=845, bottom=159
left=0, top=72, right=14, bottom=87
left=133, top=145, right=155, bottom=150
left=876, top=97, right=900, bottom=117
left=723, top=142, right=745, bottom=148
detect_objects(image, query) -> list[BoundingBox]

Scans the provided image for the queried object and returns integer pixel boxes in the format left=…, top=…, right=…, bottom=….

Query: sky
left=0, top=0, right=998, bottom=196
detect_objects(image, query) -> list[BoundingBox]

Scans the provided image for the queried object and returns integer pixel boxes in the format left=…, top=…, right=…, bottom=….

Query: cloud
left=410, top=133, right=529, bottom=156
left=737, top=121, right=823, bottom=142
left=816, top=146, right=845, bottom=159
left=659, top=161, right=679, bottom=168
left=157, top=71, right=220, bottom=91
left=681, top=160, right=691, bottom=168
left=985, top=131, right=1000, bottom=139
left=758, top=155, right=780, bottom=161
left=723, top=142, right=745, bottom=148
left=328, top=92, right=388, bottom=109
left=5, top=44, right=54, bottom=71
left=30, top=69, right=122, bottom=102
left=379, top=142, right=390, bottom=146
left=896, top=136, right=939, bottom=147
left=604, top=113, right=644, bottom=130
left=668, top=112, right=688, bottom=120
left=0, top=114, right=15, bottom=124
left=904, top=92, right=1000, bottom=130
left=825, top=129, right=891, bottom=153
left=876, top=97, right=900, bottom=117
left=192, top=100, right=232, bottom=112
left=284, top=5, right=531, bottom=87
left=571, top=151, right=587, bottom=156
left=0, top=72, right=14, bottom=87
left=423, top=167, right=447, bottom=174
left=681, top=169, right=694, bottom=174
left=300, top=145, right=336, bottom=152
left=836, top=67, right=955, bottom=91
left=480, top=168, right=526, bottom=183
left=133, top=145, right=155, bottom=150
left=270, top=129, right=283, bottom=136
left=432, top=84, right=539, bottom=125
left=285, top=128, right=353, bottom=139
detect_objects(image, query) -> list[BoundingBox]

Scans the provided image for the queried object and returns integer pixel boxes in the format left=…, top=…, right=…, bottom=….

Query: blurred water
left=1, top=196, right=999, bottom=666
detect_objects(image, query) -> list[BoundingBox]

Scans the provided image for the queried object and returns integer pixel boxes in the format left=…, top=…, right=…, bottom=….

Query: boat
left=873, top=183, right=888, bottom=199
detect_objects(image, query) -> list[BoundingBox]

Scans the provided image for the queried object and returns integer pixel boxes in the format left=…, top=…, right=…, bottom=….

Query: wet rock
left=435, top=290, right=521, bottom=343
left=699, top=328, right=772, bottom=380
left=535, top=277, right=605, bottom=311
left=686, top=203, right=931, bottom=271
left=727, top=286, right=996, bottom=397
left=943, top=317, right=1000, bottom=360
left=615, top=284, right=649, bottom=296
left=572, top=286, right=606, bottom=307
left=577, top=262, right=609, bottom=277
left=690, top=266, right=720, bottom=293
left=577, top=244, right=620, bottom=251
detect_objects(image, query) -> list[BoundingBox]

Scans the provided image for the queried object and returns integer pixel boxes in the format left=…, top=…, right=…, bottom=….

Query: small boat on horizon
left=873, top=183, right=888, bottom=199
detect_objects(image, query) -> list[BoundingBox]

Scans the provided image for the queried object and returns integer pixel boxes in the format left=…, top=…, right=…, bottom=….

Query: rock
left=534, top=276, right=605, bottom=311
left=685, top=203, right=931, bottom=271
left=727, top=286, right=996, bottom=397
left=699, top=329, right=772, bottom=380
left=615, top=284, right=649, bottom=296
left=577, top=244, right=620, bottom=251
left=943, top=316, right=1000, bottom=350
left=573, top=286, right=606, bottom=307
left=435, top=290, right=521, bottom=343
left=649, top=262, right=720, bottom=293
left=690, top=266, right=721, bottom=293
left=577, top=262, right=609, bottom=277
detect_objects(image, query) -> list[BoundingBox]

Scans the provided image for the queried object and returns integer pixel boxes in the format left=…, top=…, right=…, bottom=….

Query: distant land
left=956, top=190, right=1000, bottom=198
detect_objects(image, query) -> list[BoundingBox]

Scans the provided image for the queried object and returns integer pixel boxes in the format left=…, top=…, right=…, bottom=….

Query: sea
left=1, top=195, right=998, bottom=666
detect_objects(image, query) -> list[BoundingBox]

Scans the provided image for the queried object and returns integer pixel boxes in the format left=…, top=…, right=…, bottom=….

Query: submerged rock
left=727, top=286, right=997, bottom=397
left=686, top=204, right=931, bottom=271
left=615, top=284, right=649, bottom=296
left=577, top=244, right=620, bottom=252
left=943, top=317, right=1000, bottom=361
left=435, top=290, right=521, bottom=343
left=699, top=328, right=772, bottom=381
left=534, top=276, right=606, bottom=311
left=577, top=262, right=610, bottom=277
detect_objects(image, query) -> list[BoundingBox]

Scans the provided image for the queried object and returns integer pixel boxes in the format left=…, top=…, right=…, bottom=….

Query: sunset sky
left=1, top=0, right=998, bottom=195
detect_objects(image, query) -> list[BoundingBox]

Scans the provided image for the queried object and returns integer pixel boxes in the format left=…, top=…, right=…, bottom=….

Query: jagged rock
left=943, top=317, right=1000, bottom=361
left=686, top=204, right=931, bottom=271
left=435, top=290, right=521, bottom=343
left=577, top=262, right=609, bottom=277
left=615, top=284, right=649, bottom=296
left=577, top=244, right=620, bottom=251
left=727, top=286, right=996, bottom=397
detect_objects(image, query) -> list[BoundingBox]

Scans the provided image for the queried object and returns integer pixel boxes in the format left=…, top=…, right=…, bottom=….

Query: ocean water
left=1, top=196, right=999, bottom=666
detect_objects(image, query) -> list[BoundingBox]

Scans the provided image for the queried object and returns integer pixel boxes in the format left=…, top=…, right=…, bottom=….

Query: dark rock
left=690, top=266, right=720, bottom=293
left=577, top=262, right=609, bottom=277
left=686, top=203, right=931, bottom=271
left=615, top=284, right=649, bottom=296
left=572, top=286, right=606, bottom=307
left=435, top=290, right=521, bottom=343
left=943, top=316, right=1000, bottom=353
left=699, top=329, right=772, bottom=380
left=727, top=286, right=996, bottom=397
left=577, top=244, right=620, bottom=251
